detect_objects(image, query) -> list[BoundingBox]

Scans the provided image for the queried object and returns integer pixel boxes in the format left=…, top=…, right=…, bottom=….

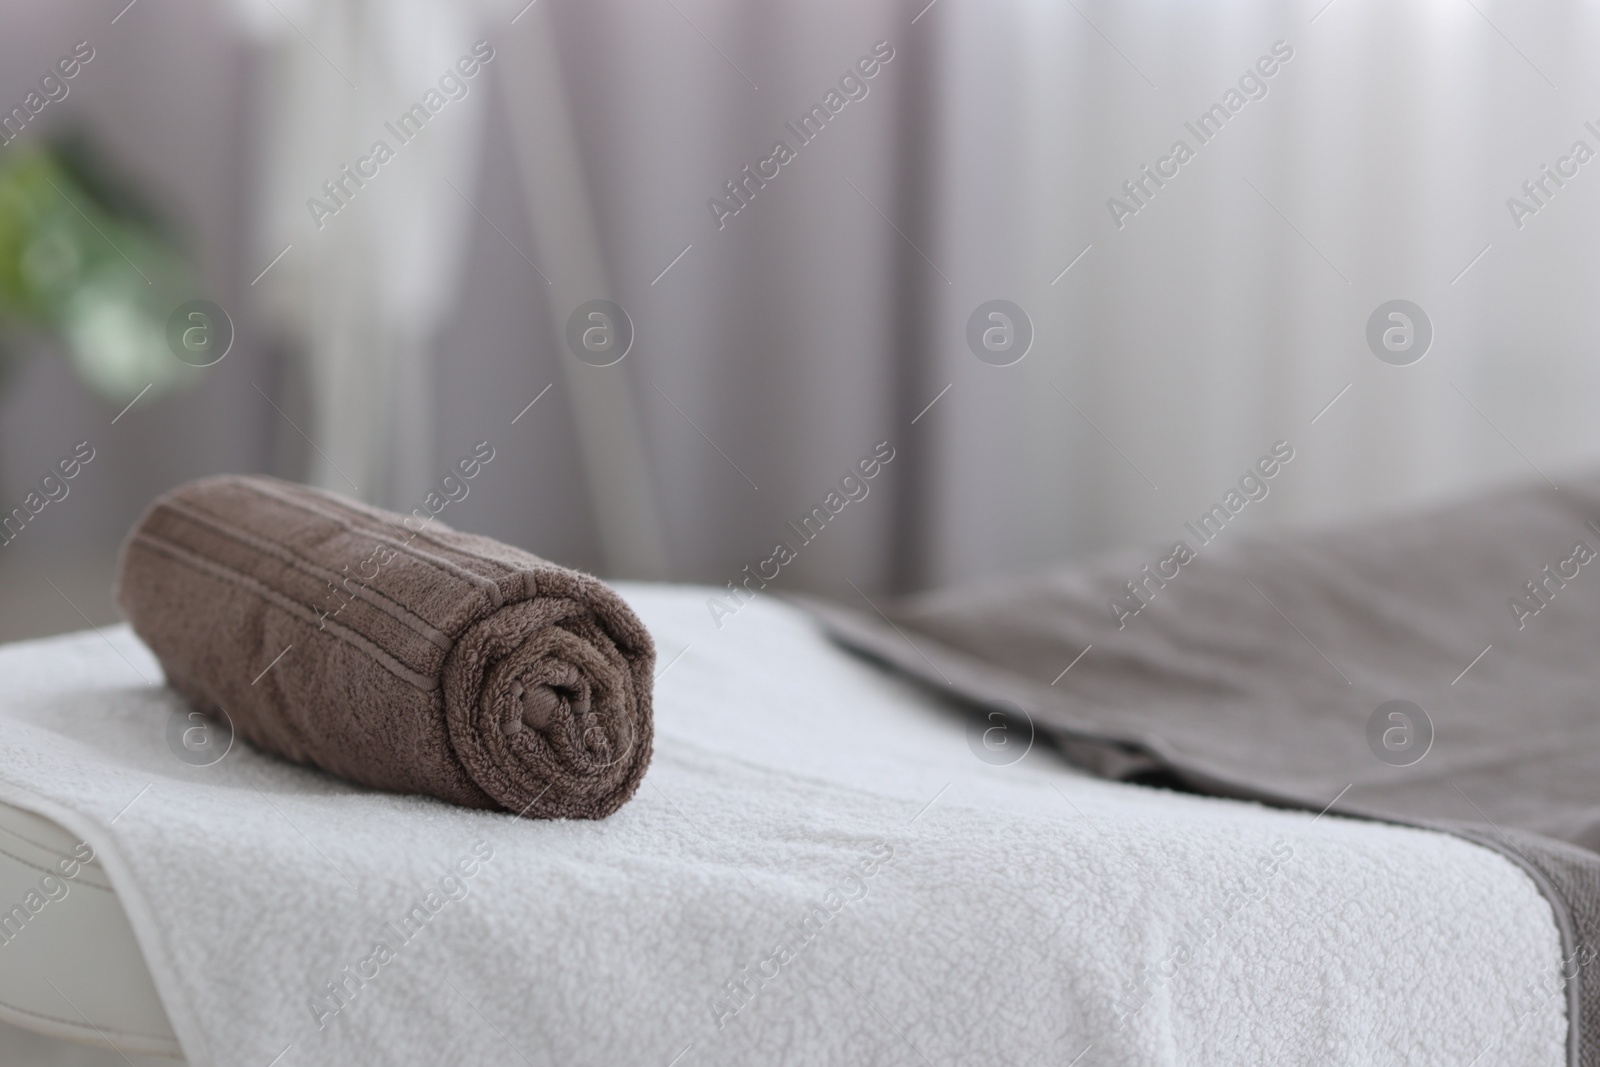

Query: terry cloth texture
left=114, top=475, right=653, bottom=820
left=0, top=589, right=1570, bottom=1066
left=804, top=471, right=1600, bottom=1067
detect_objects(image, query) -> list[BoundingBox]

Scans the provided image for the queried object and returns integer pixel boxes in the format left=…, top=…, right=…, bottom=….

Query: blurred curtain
left=227, top=0, right=496, bottom=509
left=232, top=0, right=1600, bottom=594
left=916, top=0, right=1600, bottom=589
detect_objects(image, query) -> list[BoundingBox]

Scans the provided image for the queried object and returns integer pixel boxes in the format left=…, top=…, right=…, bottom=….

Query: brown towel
left=115, top=475, right=654, bottom=819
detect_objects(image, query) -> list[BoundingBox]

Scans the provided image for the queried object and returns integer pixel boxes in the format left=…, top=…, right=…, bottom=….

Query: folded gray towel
left=808, top=471, right=1600, bottom=1067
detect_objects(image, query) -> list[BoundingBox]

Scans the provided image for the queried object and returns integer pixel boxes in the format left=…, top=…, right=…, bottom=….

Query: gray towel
left=808, top=472, right=1600, bottom=1066
left=116, top=475, right=654, bottom=820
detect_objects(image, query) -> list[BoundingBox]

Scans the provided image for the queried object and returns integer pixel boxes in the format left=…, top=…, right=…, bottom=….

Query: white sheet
left=0, top=585, right=1570, bottom=1066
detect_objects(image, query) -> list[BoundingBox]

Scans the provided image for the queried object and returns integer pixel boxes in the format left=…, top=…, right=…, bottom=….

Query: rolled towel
left=115, top=475, right=654, bottom=819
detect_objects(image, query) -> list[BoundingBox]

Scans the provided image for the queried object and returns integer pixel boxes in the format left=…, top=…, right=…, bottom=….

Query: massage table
left=0, top=585, right=1570, bottom=1066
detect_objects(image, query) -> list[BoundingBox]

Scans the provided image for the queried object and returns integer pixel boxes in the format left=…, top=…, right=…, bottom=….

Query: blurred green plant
left=0, top=134, right=200, bottom=405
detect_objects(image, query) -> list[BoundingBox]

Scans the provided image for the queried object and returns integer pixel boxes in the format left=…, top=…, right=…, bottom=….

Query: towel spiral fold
left=116, top=475, right=654, bottom=819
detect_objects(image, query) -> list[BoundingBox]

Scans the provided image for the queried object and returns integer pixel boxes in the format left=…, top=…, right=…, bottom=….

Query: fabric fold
left=804, top=471, right=1600, bottom=1067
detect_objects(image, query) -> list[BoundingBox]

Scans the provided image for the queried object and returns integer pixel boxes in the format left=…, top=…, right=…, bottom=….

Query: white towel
left=0, top=586, right=1569, bottom=1066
